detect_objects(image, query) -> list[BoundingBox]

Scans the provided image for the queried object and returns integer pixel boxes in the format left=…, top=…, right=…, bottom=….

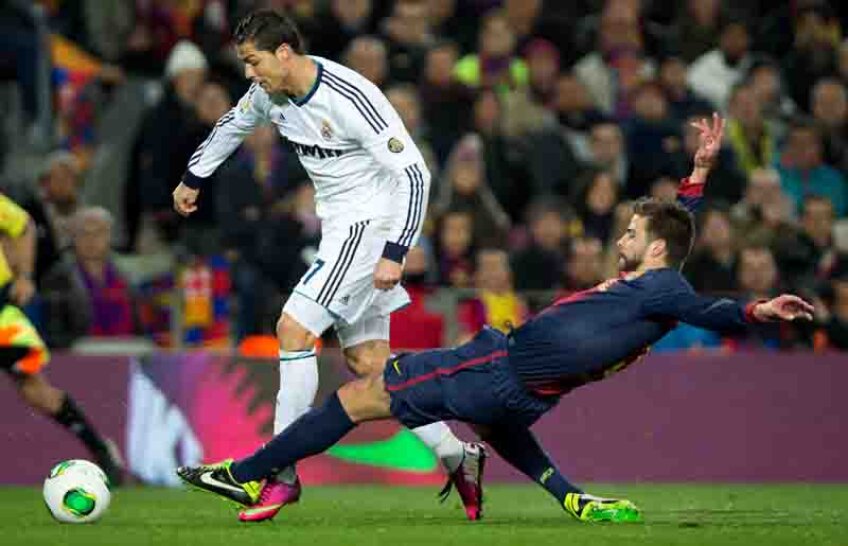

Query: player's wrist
left=181, top=170, right=206, bottom=190
left=745, top=300, right=770, bottom=323
left=689, top=166, right=710, bottom=185
left=382, top=242, right=408, bottom=264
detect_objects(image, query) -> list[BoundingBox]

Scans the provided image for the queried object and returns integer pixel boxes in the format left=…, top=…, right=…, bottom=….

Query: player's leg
left=248, top=294, right=332, bottom=520
left=340, top=324, right=486, bottom=521
left=0, top=312, right=124, bottom=486
left=338, top=318, right=466, bottom=473
left=177, top=373, right=393, bottom=505
left=474, top=425, right=640, bottom=523
left=474, top=424, right=581, bottom=502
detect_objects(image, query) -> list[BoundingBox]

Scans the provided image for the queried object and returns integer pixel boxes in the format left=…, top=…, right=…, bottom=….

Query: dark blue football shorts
left=383, top=327, right=557, bottom=429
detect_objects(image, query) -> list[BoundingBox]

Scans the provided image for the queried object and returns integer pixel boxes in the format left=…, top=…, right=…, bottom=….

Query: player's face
left=616, top=215, right=650, bottom=271
left=237, top=41, right=287, bottom=93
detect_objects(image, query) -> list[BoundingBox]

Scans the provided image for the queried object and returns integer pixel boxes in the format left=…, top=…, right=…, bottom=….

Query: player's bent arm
left=357, top=116, right=431, bottom=263
left=181, top=83, right=268, bottom=189
left=379, top=158, right=431, bottom=263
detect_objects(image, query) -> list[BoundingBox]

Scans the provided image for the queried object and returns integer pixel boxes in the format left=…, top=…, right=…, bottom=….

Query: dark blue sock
left=231, top=392, right=355, bottom=482
left=484, top=426, right=582, bottom=503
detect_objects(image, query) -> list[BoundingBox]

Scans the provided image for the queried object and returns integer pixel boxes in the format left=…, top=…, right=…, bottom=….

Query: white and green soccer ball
left=43, top=460, right=111, bottom=523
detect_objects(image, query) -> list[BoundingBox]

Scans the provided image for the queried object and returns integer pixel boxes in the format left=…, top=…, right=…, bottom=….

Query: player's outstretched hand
left=754, top=294, right=815, bottom=322
left=173, top=182, right=200, bottom=217
left=374, top=258, right=403, bottom=290
left=690, top=112, right=725, bottom=183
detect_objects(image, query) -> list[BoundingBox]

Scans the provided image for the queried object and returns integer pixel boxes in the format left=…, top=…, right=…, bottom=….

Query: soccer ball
left=43, top=460, right=111, bottom=523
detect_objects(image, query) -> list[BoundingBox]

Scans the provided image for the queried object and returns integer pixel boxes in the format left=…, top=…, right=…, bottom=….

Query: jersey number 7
left=303, top=258, right=326, bottom=285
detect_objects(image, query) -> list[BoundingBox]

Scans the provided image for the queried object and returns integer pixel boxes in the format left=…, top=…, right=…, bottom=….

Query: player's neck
left=286, top=56, right=318, bottom=99
left=636, top=259, right=671, bottom=275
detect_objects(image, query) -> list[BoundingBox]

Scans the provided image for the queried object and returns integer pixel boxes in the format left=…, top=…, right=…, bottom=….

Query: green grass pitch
left=3, top=484, right=847, bottom=545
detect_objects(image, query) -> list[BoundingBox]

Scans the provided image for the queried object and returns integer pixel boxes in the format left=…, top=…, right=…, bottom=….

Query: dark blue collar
left=290, top=60, right=323, bottom=107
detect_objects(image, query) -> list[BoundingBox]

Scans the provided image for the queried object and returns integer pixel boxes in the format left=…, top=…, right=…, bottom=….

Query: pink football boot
left=438, top=442, right=488, bottom=521
left=238, top=478, right=301, bottom=523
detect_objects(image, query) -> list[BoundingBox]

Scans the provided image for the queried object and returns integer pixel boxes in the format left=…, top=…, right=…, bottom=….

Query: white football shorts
left=282, top=219, right=410, bottom=348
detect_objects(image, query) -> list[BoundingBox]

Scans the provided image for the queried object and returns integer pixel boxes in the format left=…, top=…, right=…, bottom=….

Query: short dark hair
left=234, top=10, right=304, bottom=54
left=632, top=198, right=695, bottom=268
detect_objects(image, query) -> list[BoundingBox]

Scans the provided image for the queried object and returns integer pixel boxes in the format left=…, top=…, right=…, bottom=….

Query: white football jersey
left=183, top=56, right=430, bottom=262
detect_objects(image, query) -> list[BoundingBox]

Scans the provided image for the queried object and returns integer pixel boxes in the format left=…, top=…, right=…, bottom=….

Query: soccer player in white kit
left=172, top=11, right=486, bottom=522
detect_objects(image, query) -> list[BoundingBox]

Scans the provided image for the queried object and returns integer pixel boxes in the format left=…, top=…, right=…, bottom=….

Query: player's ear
left=275, top=43, right=289, bottom=62
left=649, top=239, right=667, bottom=258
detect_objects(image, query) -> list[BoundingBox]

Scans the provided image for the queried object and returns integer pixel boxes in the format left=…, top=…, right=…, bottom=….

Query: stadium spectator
left=658, top=56, right=713, bottom=123
left=418, top=39, right=473, bottom=165
left=555, top=73, right=604, bottom=135
left=434, top=134, right=510, bottom=248
left=385, top=84, right=438, bottom=176
left=426, top=0, right=474, bottom=54
left=455, top=9, right=528, bottom=92
left=811, top=78, right=848, bottom=171
left=525, top=39, right=560, bottom=109
left=380, top=0, right=431, bottom=84
left=435, top=209, right=475, bottom=288
left=573, top=1, right=655, bottom=116
left=746, top=59, right=796, bottom=135
left=777, top=121, right=847, bottom=217
left=563, top=236, right=605, bottom=292
left=774, top=195, right=838, bottom=292
left=130, top=40, right=208, bottom=248
left=684, top=207, right=737, bottom=294
left=41, top=207, right=135, bottom=348
left=819, top=265, right=848, bottom=349
left=583, top=121, right=632, bottom=191
left=575, top=169, right=620, bottom=244
left=511, top=198, right=573, bottom=291
left=23, top=152, right=84, bottom=283
left=781, top=3, right=841, bottom=114
left=673, top=0, right=722, bottom=63
left=724, top=83, right=777, bottom=178
left=308, top=0, right=374, bottom=61
left=649, top=176, right=680, bottom=202
left=343, top=36, right=388, bottom=88
left=458, top=248, right=528, bottom=341
left=624, top=81, right=679, bottom=198
left=687, top=18, right=753, bottom=110
left=733, top=245, right=786, bottom=349
left=731, top=168, right=794, bottom=238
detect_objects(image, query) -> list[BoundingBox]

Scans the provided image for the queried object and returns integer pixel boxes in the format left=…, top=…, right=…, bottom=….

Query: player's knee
left=17, top=375, right=50, bottom=411
left=338, top=375, right=390, bottom=423
left=345, top=352, right=384, bottom=376
left=276, top=313, right=317, bottom=351
left=343, top=341, right=390, bottom=376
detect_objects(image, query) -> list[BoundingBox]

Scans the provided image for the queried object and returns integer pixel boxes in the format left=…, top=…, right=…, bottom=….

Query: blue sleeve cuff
left=182, top=170, right=207, bottom=190
left=382, top=242, right=409, bottom=263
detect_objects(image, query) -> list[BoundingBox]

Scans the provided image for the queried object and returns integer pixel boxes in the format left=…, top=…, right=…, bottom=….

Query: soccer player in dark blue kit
left=177, top=115, right=814, bottom=523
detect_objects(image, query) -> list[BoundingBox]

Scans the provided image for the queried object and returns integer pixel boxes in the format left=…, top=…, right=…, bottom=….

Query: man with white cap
left=130, top=40, right=209, bottom=247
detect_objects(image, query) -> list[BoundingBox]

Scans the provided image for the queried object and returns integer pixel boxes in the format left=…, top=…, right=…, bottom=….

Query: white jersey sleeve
left=182, top=83, right=269, bottom=188
left=326, top=69, right=431, bottom=263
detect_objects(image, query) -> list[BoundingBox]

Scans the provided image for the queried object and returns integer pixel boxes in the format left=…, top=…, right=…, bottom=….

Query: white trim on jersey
left=181, top=57, right=430, bottom=263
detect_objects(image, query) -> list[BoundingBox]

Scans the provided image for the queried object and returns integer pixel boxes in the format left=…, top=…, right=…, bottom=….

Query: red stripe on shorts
left=386, top=350, right=508, bottom=392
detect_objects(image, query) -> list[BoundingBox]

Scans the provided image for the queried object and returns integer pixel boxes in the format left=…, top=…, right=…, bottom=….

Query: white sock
left=412, top=422, right=465, bottom=473
left=274, top=348, right=319, bottom=483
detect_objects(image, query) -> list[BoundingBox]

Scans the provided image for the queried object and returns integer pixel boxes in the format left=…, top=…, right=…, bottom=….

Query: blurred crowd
left=1, top=0, right=847, bottom=351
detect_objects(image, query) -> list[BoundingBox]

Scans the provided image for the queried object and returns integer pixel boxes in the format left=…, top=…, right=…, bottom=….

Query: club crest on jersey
left=239, top=98, right=251, bottom=114
left=387, top=137, right=404, bottom=153
left=320, top=120, right=333, bottom=140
